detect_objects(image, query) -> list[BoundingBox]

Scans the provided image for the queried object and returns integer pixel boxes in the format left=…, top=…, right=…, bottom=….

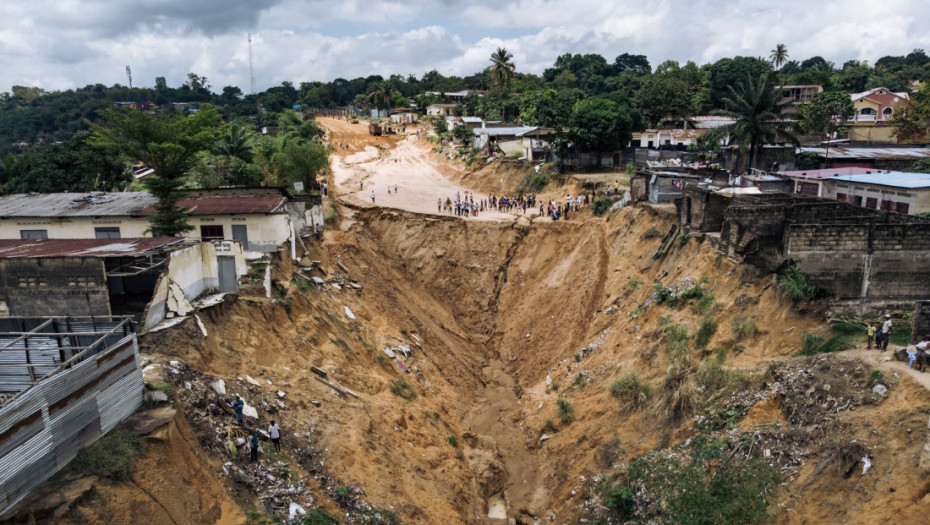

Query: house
left=821, top=171, right=930, bottom=215
left=777, top=85, right=824, bottom=113
left=390, top=108, right=416, bottom=124
left=426, top=104, right=457, bottom=117
left=0, top=188, right=308, bottom=255
left=631, top=170, right=705, bottom=203
left=424, top=90, right=486, bottom=103
left=517, top=128, right=561, bottom=162
left=0, top=316, right=143, bottom=517
left=472, top=126, right=536, bottom=156
left=845, top=87, right=910, bottom=143
left=795, top=145, right=930, bottom=170
left=445, top=116, right=483, bottom=129
left=0, top=237, right=246, bottom=328
left=631, top=129, right=708, bottom=150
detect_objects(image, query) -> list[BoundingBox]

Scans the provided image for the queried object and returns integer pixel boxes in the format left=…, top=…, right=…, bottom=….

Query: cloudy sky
left=2, top=0, right=930, bottom=93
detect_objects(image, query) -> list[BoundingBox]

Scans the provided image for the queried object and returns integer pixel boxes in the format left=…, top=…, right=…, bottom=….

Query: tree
left=519, top=88, right=582, bottom=129
left=796, top=91, right=854, bottom=137
left=613, top=53, right=651, bottom=75
left=89, top=107, right=221, bottom=236
left=452, top=125, right=474, bottom=144
left=487, top=48, right=516, bottom=90
left=705, top=72, right=799, bottom=172
left=366, top=81, right=396, bottom=116
left=892, top=82, right=930, bottom=142
left=4, top=131, right=130, bottom=194
left=634, top=76, right=697, bottom=127
left=770, top=44, right=789, bottom=69
left=708, top=57, right=773, bottom=109
left=570, top=98, right=633, bottom=166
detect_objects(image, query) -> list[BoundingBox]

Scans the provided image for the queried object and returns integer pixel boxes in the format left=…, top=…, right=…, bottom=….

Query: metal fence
left=0, top=317, right=142, bottom=516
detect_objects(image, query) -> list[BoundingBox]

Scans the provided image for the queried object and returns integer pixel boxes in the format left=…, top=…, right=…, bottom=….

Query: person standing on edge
left=250, top=428, right=259, bottom=462
left=232, top=396, right=244, bottom=425
left=881, top=314, right=892, bottom=351
left=268, top=420, right=281, bottom=452
left=371, top=190, right=376, bottom=203
left=867, top=323, right=876, bottom=349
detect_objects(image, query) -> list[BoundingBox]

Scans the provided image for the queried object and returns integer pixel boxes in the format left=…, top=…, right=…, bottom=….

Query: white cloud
left=1, top=0, right=930, bottom=92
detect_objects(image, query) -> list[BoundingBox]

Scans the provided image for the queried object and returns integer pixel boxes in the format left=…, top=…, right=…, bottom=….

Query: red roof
left=141, top=196, right=286, bottom=216
left=0, top=238, right=184, bottom=258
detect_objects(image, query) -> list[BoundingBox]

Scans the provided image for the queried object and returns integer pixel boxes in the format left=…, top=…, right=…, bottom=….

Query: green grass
left=641, top=227, right=663, bottom=239
left=695, top=292, right=715, bottom=314
left=70, top=430, right=142, bottom=481
left=778, top=264, right=826, bottom=301
left=695, top=317, right=718, bottom=349
left=448, top=436, right=459, bottom=447
left=389, top=379, right=416, bottom=400
left=593, top=196, right=614, bottom=216
left=609, top=372, right=651, bottom=410
left=557, top=398, right=574, bottom=423
left=300, top=508, right=341, bottom=525
left=733, top=317, right=758, bottom=340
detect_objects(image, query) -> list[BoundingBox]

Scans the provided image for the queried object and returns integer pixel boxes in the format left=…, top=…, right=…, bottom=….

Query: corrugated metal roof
left=0, top=192, right=287, bottom=218
left=827, top=172, right=930, bottom=189
left=798, top=146, right=930, bottom=159
left=0, top=238, right=183, bottom=258
left=0, top=192, right=156, bottom=218
left=780, top=167, right=882, bottom=180
left=473, top=126, right=536, bottom=136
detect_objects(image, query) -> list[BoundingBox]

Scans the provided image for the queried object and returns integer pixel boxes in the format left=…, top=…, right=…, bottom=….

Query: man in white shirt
left=268, top=420, right=281, bottom=452
left=881, top=314, right=892, bottom=351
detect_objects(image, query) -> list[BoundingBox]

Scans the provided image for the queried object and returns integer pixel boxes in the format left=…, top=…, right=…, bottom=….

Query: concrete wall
left=913, top=301, right=930, bottom=343
left=0, top=214, right=292, bottom=254
left=142, top=241, right=246, bottom=330
left=0, top=259, right=110, bottom=317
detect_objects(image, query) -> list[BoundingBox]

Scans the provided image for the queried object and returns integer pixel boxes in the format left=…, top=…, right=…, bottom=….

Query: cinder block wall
left=0, top=258, right=110, bottom=316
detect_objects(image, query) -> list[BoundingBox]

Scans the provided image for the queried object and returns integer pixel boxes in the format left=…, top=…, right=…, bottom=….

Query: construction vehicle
left=369, top=123, right=382, bottom=136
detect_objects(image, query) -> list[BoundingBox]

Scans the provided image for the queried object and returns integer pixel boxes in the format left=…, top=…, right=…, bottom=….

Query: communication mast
left=248, top=32, right=256, bottom=94
left=125, top=65, right=133, bottom=89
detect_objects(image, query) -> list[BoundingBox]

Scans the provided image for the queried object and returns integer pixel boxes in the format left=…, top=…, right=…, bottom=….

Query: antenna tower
left=248, top=32, right=256, bottom=94
left=125, top=65, right=133, bottom=89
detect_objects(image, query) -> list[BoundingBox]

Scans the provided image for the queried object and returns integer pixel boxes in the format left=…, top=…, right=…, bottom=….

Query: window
left=880, top=200, right=894, bottom=211
left=860, top=107, right=876, bottom=115
left=895, top=202, right=910, bottom=214
left=836, top=192, right=847, bottom=202
left=865, top=197, right=878, bottom=209
left=94, top=227, right=121, bottom=239
left=854, top=196, right=863, bottom=206
left=200, top=225, right=224, bottom=241
left=20, top=230, right=47, bottom=240
left=882, top=108, right=893, bottom=118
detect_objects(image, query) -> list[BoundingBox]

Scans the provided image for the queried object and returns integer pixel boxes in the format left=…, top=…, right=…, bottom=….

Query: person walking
left=232, top=396, right=244, bottom=425
left=881, top=314, right=892, bottom=350
left=268, top=420, right=281, bottom=452
left=371, top=190, right=376, bottom=204
left=249, top=428, right=259, bottom=462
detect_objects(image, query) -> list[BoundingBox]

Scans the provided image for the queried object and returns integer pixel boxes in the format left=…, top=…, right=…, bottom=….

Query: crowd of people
left=435, top=191, right=595, bottom=220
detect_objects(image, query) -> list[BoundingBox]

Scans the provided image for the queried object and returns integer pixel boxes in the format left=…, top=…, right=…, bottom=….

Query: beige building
left=0, top=189, right=303, bottom=255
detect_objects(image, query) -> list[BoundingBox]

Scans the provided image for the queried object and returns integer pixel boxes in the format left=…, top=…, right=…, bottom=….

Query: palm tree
left=487, top=48, right=516, bottom=120
left=769, top=44, right=789, bottom=69
left=367, top=81, right=396, bottom=118
left=706, top=72, right=799, bottom=173
left=214, top=123, right=255, bottom=163
left=487, top=48, right=516, bottom=90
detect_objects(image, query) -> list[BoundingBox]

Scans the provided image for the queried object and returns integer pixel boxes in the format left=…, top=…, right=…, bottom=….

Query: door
left=217, top=256, right=238, bottom=294
left=232, top=225, right=249, bottom=250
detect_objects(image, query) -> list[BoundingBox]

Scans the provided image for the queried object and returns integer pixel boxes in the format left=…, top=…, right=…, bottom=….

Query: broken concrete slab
left=195, top=315, right=208, bottom=337
left=125, top=406, right=178, bottom=435
left=191, top=293, right=227, bottom=310
left=166, top=281, right=194, bottom=317
left=245, top=375, right=261, bottom=386
left=144, top=389, right=169, bottom=403
left=382, top=347, right=396, bottom=359
left=344, top=306, right=356, bottom=320
left=310, top=366, right=328, bottom=377
left=147, top=316, right=189, bottom=333
left=212, top=379, right=226, bottom=395
left=337, top=262, right=350, bottom=274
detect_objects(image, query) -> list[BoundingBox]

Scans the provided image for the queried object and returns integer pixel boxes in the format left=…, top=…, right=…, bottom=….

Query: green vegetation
left=796, top=321, right=858, bottom=356
left=695, top=317, right=718, bottom=349
left=601, top=437, right=780, bottom=524
left=696, top=292, right=716, bottom=314
left=733, top=317, right=759, bottom=340
left=640, top=227, right=663, bottom=239
left=70, top=430, right=142, bottom=481
left=389, top=379, right=417, bottom=400
left=609, top=372, right=651, bottom=411
left=592, top=196, right=614, bottom=216
left=624, top=280, right=643, bottom=292
left=448, top=436, right=459, bottom=447
left=300, top=508, right=341, bottom=525
left=557, top=398, right=574, bottom=423
left=778, top=264, right=825, bottom=301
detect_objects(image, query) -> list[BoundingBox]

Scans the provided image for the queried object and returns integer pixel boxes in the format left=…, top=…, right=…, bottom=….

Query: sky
left=2, top=0, right=930, bottom=93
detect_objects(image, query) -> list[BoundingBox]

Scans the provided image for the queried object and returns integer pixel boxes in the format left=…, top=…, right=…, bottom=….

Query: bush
left=733, top=317, right=758, bottom=340
left=592, top=196, right=614, bottom=216
left=695, top=317, right=718, bottom=349
left=778, top=265, right=825, bottom=301
left=797, top=332, right=851, bottom=356
left=301, top=508, right=341, bottom=525
left=70, top=430, right=142, bottom=481
left=696, top=292, right=715, bottom=314
left=641, top=227, right=663, bottom=239
left=609, top=372, right=651, bottom=410
left=448, top=436, right=459, bottom=447
left=557, top=398, right=574, bottom=423
left=389, top=379, right=416, bottom=400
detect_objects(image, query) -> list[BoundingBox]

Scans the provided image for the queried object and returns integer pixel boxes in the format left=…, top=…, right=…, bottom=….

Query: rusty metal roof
left=0, top=238, right=183, bottom=258
left=176, top=196, right=286, bottom=215
left=798, top=146, right=930, bottom=159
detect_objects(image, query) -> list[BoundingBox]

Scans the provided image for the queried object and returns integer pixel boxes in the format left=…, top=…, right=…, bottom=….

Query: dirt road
left=324, top=117, right=537, bottom=222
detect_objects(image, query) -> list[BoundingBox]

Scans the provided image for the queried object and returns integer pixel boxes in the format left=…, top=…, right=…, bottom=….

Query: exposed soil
left=29, top=117, right=930, bottom=525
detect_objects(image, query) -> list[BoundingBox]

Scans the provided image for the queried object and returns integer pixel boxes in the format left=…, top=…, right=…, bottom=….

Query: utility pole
left=248, top=32, right=256, bottom=95
left=125, top=65, right=133, bottom=89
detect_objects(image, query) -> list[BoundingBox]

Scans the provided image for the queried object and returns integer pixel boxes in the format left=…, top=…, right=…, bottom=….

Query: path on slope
left=323, top=117, right=547, bottom=523
left=324, top=117, right=536, bottom=222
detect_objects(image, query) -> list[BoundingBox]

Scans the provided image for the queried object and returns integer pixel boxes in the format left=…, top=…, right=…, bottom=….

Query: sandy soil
left=324, top=117, right=539, bottom=222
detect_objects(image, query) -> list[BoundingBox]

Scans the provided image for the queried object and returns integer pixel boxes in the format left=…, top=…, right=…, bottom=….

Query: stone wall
left=913, top=301, right=930, bottom=343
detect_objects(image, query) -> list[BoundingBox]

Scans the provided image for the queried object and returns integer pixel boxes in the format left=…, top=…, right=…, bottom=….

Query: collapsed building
left=679, top=186, right=930, bottom=317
